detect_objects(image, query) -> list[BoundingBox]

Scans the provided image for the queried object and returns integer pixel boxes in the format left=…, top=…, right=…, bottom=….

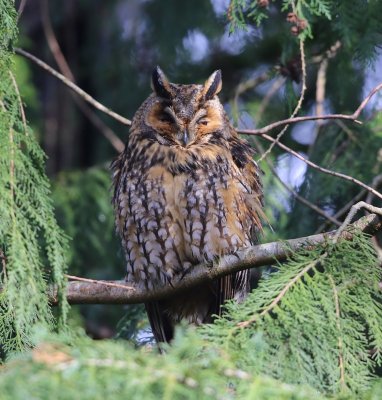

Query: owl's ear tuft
left=151, top=66, right=173, bottom=99
left=203, top=70, right=222, bottom=101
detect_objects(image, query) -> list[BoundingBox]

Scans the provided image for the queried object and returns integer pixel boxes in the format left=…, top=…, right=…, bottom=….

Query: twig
left=333, top=202, right=382, bottom=243
left=15, top=46, right=382, bottom=145
left=276, top=173, right=341, bottom=226
left=39, top=0, right=124, bottom=153
left=14, top=48, right=132, bottom=127
left=17, top=0, right=27, bottom=18
left=258, top=38, right=307, bottom=162
left=232, top=71, right=270, bottom=118
left=316, top=174, right=382, bottom=234
left=256, top=133, right=382, bottom=201
left=310, top=41, right=341, bottom=64
left=234, top=79, right=340, bottom=226
left=40, top=0, right=74, bottom=81
left=315, top=58, right=328, bottom=126
left=328, top=274, right=346, bottom=390
left=251, top=136, right=341, bottom=226
left=9, top=71, right=27, bottom=135
left=39, top=214, right=381, bottom=305
left=65, top=274, right=135, bottom=291
left=234, top=71, right=270, bottom=100
left=255, top=77, right=285, bottom=123
left=239, top=82, right=382, bottom=137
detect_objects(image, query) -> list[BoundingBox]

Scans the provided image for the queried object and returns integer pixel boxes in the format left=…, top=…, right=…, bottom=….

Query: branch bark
left=47, top=214, right=381, bottom=305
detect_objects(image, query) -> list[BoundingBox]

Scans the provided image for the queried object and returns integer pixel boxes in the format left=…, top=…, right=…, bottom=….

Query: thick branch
left=48, top=214, right=381, bottom=305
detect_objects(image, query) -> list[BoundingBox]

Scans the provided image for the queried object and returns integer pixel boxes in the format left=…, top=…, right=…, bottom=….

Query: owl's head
left=135, top=67, right=228, bottom=147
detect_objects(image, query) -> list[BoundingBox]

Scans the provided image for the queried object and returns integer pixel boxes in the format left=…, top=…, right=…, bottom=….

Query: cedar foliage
left=0, top=0, right=69, bottom=354
left=1, top=0, right=382, bottom=399
left=0, top=234, right=381, bottom=399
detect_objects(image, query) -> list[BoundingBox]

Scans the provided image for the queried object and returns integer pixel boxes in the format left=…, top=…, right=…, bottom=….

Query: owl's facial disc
left=146, top=67, right=225, bottom=147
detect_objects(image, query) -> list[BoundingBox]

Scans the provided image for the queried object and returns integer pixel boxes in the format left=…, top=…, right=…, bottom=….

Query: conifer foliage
left=201, top=233, right=382, bottom=395
left=0, top=0, right=69, bottom=354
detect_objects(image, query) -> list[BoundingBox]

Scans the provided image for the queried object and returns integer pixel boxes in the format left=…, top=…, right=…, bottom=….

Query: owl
left=112, top=67, right=263, bottom=343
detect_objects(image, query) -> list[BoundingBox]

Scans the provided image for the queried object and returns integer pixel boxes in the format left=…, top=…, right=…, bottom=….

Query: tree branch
left=46, top=214, right=381, bottom=305
left=239, top=81, right=382, bottom=137
left=315, top=174, right=382, bottom=234
left=259, top=37, right=307, bottom=161
left=14, top=48, right=132, bottom=127
left=16, top=46, right=382, bottom=144
left=250, top=135, right=341, bottom=226
left=255, top=133, right=382, bottom=201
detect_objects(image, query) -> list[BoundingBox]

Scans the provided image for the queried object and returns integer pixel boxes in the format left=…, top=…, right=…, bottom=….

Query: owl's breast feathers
left=112, top=127, right=263, bottom=290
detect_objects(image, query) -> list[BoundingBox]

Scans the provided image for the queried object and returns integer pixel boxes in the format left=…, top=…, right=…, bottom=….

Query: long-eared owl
left=112, top=67, right=263, bottom=343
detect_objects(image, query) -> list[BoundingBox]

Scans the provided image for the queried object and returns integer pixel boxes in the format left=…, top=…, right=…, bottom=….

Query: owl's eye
left=159, top=113, right=174, bottom=123
left=197, top=118, right=208, bottom=126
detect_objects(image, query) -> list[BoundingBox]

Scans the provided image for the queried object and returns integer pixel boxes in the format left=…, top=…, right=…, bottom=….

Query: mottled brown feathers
left=112, top=67, right=263, bottom=343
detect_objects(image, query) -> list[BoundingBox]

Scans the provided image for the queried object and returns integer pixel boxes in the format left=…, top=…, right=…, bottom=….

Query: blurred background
left=15, top=0, right=382, bottom=339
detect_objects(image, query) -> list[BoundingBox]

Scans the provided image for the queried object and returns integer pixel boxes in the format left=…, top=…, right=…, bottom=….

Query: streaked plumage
left=112, top=67, right=263, bottom=342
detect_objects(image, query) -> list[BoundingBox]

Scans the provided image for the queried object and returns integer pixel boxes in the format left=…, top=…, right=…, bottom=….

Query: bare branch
left=45, top=214, right=381, bottom=305
left=239, top=82, right=382, bottom=137
left=276, top=173, right=341, bottom=226
left=316, top=174, right=382, bottom=234
left=16, top=45, right=381, bottom=150
left=310, top=41, right=341, bottom=64
left=333, top=202, right=382, bottom=243
left=254, top=77, right=285, bottom=122
left=251, top=136, right=341, bottom=226
left=259, top=38, right=307, bottom=161
left=17, top=0, right=27, bottom=18
left=255, top=133, right=382, bottom=201
left=315, top=58, right=328, bottom=125
left=232, top=70, right=270, bottom=120
left=14, top=48, right=132, bottom=127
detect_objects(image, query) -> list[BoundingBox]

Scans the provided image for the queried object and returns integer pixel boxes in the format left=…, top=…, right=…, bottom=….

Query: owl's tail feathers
left=215, top=270, right=251, bottom=314
left=145, top=301, right=174, bottom=344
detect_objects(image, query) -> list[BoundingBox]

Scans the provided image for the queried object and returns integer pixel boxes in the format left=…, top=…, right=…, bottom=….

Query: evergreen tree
left=0, top=0, right=69, bottom=354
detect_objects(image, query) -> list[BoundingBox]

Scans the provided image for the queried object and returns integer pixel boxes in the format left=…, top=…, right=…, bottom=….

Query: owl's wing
left=211, top=136, right=263, bottom=314
left=228, top=134, right=263, bottom=242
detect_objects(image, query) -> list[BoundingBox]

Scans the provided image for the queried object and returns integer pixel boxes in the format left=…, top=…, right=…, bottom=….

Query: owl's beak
left=180, top=129, right=190, bottom=146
